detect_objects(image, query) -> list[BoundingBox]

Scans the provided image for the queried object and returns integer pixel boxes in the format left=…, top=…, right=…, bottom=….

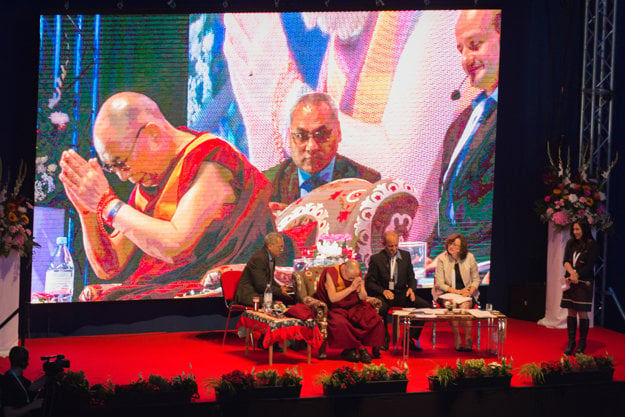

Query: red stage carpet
left=2, top=318, right=623, bottom=402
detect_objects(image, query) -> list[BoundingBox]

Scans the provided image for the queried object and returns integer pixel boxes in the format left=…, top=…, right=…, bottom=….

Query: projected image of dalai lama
left=59, top=92, right=274, bottom=300
left=263, top=92, right=380, bottom=206
left=432, top=10, right=500, bottom=261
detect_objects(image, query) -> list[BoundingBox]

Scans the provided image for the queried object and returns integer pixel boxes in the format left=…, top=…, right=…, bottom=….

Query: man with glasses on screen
left=59, top=91, right=275, bottom=300
left=430, top=9, right=500, bottom=263
left=263, top=92, right=380, bottom=205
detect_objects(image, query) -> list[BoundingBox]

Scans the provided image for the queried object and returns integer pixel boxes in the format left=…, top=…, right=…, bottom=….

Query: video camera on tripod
left=41, top=354, right=70, bottom=377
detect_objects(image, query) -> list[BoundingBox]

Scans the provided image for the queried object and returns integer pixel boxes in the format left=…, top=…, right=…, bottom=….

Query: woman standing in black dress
left=561, top=221, right=598, bottom=354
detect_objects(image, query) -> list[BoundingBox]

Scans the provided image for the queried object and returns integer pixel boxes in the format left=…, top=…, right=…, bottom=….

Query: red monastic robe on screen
left=97, top=132, right=274, bottom=300
left=315, top=265, right=385, bottom=349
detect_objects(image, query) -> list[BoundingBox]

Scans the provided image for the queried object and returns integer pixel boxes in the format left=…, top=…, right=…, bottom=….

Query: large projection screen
left=32, top=10, right=499, bottom=303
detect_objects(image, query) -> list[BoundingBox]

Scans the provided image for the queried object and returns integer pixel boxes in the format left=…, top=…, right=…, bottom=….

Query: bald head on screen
left=93, top=92, right=192, bottom=188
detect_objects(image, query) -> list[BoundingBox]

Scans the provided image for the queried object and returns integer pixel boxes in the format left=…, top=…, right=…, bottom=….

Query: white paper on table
left=393, top=308, right=437, bottom=318
left=408, top=308, right=437, bottom=318
left=415, top=308, right=439, bottom=315
left=467, top=309, right=496, bottom=318
left=438, top=292, right=473, bottom=304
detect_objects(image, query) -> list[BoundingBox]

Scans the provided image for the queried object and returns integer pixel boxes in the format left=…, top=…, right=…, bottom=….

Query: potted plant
left=90, top=377, right=115, bottom=407
left=206, top=367, right=303, bottom=402
left=49, top=369, right=92, bottom=414
left=170, top=371, right=200, bottom=402
left=317, top=363, right=409, bottom=396
left=519, top=353, right=614, bottom=385
left=428, top=358, right=513, bottom=391
left=111, top=371, right=199, bottom=406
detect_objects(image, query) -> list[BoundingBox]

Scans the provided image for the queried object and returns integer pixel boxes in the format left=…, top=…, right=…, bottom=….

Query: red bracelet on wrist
left=96, top=187, right=118, bottom=234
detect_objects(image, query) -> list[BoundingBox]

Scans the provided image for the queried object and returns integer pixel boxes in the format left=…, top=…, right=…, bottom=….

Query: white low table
left=392, top=308, right=507, bottom=360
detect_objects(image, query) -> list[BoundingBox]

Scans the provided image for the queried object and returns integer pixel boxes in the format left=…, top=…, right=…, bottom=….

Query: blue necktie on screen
left=301, top=176, right=327, bottom=193
left=446, top=94, right=495, bottom=225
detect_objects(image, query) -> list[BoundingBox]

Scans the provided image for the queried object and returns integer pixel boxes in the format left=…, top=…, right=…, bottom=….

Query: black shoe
left=409, top=340, right=422, bottom=352
left=372, top=347, right=381, bottom=359
left=358, top=348, right=372, bottom=364
left=341, top=348, right=360, bottom=363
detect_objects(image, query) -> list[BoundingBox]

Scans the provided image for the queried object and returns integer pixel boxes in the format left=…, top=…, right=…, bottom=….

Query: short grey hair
left=383, top=230, right=399, bottom=245
left=289, top=92, right=340, bottom=125
left=264, top=232, right=283, bottom=246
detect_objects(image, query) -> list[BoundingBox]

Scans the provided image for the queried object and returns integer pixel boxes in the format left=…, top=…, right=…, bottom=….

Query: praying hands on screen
left=59, top=149, right=112, bottom=214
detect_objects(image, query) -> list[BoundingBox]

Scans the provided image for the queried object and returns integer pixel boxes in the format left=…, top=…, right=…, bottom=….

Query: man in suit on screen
left=432, top=9, right=500, bottom=262
left=263, top=92, right=380, bottom=206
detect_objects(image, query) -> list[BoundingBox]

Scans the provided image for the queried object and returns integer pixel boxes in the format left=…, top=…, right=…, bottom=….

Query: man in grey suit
left=233, top=232, right=292, bottom=307
left=365, top=231, right=430, bottom=356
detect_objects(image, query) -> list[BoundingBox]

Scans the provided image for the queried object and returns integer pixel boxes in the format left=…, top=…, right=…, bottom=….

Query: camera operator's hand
left=30, top=374, right=47, bottom=392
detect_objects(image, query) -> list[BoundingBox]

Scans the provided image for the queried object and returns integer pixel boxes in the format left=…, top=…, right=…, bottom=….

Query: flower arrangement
left=316, top=362, right=409, bottom=391
left=519, top=353, right=614, bottom=385
left=0, top=159, right=38, bottom=257
left=316, top=365, right=364, bottom=390
left=430, top=358, right=513, bottom=389
left=316, top=233, right=352, bottom=258
left=535, top=143, right=618, bottom=231
left=205, top=367, right=303, bottom=401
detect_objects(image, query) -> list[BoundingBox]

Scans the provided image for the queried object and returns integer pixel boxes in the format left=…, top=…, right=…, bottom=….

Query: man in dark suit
left=365, top=231, right=430, bottom=355
left=432, top=10, right=500, bottom=262
left=264, top=92, right=380, bottom=205
left=233, top=232, right=292, bottom=307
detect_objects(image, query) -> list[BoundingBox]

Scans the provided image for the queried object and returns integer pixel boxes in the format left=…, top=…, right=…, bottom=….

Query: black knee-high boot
left=576, top=318, right=589, bottom=353
left=564, top=316, right=577, bottom=355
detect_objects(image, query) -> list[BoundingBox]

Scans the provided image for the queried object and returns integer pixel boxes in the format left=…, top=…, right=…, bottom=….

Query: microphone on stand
left=450, top=74, right=470, bottom=101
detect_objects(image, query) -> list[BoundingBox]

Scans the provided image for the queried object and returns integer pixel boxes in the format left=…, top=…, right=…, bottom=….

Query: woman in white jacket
left=433, top=234, right=480, bottom=351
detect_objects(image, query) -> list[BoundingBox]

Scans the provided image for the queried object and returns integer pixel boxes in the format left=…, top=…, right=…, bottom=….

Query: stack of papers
left=467, top=309, right=497, bottom=318
left=438, top=293, right=473, bottom=304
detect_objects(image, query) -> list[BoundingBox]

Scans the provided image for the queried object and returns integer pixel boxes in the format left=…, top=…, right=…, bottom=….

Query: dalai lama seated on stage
left=59, top=92, right=275, bottom=301
left=314, top=260, right=385, bottom=363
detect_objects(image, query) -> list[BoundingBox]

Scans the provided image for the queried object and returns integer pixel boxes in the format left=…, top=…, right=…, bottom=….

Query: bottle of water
left=44, top=237, right=74, bottom=303
left=263, top=282, right=273, bottom=313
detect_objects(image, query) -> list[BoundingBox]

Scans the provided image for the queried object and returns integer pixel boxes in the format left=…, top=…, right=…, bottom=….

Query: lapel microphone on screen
left=450, top=74, right=470, bottom=101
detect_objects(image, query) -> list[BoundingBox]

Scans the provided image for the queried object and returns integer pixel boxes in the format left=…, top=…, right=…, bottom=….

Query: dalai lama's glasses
left=101, top=124, right=147, bottom=173
left=290, top=126, right=333, bottom=146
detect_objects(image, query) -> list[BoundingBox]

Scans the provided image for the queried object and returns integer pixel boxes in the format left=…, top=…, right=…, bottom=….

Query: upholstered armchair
left=292, top=265, right=382, bottom=359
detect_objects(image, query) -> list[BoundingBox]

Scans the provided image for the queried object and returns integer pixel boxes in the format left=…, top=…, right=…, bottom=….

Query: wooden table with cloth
left=237, top=308, right=324, bottom=365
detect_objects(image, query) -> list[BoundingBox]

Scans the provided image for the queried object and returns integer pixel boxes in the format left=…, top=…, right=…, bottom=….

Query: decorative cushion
left=275, top=178, right=419, bottom=266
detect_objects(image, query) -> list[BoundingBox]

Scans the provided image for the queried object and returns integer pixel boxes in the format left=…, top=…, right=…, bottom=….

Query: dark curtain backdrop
left=2, top=0, right=623, bottom=335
